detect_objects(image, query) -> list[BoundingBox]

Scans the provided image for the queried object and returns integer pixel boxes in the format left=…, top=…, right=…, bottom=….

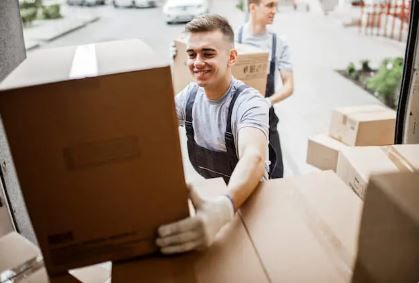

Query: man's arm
left=226, top=126, right=267, bottom=210
left=155, top=128, right=268, bottom=254
left=268, top=70, right=294, bottom=105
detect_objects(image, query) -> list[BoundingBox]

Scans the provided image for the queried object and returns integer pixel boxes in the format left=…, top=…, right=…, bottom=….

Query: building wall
left=0, top=0, right=26, bottom=81
left=0, top=0, right=37, bottom=245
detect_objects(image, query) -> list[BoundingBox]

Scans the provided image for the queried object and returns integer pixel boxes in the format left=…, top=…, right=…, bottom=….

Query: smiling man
left=156, top=14, right=270, bottom=254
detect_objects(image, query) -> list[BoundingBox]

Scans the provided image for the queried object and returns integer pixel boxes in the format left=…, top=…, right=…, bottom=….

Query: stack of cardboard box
left=1, top=40, right=417, bottom=282
left=307, top=104, right=419, bottom=199
left=307, top=104, right=397, bottom=171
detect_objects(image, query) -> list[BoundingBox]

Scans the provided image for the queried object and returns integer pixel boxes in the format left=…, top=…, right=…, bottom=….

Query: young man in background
left=238, top=0, right=294, bottom=178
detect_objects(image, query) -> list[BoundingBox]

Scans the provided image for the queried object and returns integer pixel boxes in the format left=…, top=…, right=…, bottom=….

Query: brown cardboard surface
left=351, top=171, right=419, bottom=283
left=306, top=133, right=348, bottom=171
left=0, top=39, right=189, bottom=275
left=171, top=39, right=268, bottom=95
left=329, top=105, right=396, bottom=146
left=388, top=144, right=419, bottom=171
left=240, top=171, right=362, bottom=283
left=336, top=147, right=399, bottom=199
left=111, top=177, right=269, bottom=283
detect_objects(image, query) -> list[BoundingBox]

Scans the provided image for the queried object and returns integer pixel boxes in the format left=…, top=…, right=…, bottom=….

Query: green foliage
left=360, top=59, right=372, bottom=72
left=20, top=7, right=38, bottom=26
left=41, top=4, right=62, bottom=19
left=346, top=62, right=356, bottom=78
left=19, top=0, right=42, bottom=9
left=366, top=57, right=403, bottom=109
left=236, top=0, right=244, bottom=11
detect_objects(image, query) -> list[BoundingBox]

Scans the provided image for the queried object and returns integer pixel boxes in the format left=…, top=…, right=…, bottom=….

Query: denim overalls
left=185, top=84, right=248, bottom=184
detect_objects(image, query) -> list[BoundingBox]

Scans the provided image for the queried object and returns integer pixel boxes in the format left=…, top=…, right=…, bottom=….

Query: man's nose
left=193, top=54, right=205, bottom=67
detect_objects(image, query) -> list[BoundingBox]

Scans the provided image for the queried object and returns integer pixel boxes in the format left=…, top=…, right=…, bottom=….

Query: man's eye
left=187, top=53, right=196, bottom=59
left=203, top=52, right=215, bottom=58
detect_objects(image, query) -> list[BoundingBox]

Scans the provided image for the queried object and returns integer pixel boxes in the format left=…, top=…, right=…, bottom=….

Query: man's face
left=252, top=0, right=278, bottom=25
left=186, top=30, right=234, bottom=89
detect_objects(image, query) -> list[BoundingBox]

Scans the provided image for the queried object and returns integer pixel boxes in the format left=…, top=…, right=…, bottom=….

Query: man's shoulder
left=232, top=80, right=266, bottom=106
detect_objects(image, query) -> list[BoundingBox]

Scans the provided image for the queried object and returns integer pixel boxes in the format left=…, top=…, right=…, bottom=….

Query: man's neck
left=204, top=77, right=232, bottom=101
left=249, top=17, right=267, bottom=35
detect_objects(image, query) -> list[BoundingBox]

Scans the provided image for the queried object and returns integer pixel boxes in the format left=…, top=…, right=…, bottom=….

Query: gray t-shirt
left=175, top=79, right=270, bottom=178
left=237, top=23, right=292, bottom=89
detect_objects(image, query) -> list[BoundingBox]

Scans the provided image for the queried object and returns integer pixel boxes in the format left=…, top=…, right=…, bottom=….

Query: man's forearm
left=226, top=149, right=265, bottom=210
left=269, top=84, right=293, bottom=104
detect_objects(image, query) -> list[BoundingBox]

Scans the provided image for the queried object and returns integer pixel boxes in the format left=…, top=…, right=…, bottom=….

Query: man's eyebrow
left=186, top=48, right=216, bottom=53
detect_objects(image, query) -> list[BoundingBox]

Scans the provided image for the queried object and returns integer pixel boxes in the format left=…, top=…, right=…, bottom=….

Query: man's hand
left=156, top=186, right=234, bottom=254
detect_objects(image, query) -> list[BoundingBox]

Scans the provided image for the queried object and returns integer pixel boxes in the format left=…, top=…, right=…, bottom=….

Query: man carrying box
left=238, top=0, right=294, bottom=178
left=156, top=15, right=270, bottom=254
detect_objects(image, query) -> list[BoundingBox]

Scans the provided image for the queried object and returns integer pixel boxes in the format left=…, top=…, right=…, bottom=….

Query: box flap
left=389, top=144, right=419, bottom=171
left=0, top=39, right=168, bottom=91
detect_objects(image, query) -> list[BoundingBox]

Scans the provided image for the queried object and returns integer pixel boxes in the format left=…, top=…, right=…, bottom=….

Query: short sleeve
left=276, top=37, right=293, bottom=72
left=235, top=88, right=270, bottom=139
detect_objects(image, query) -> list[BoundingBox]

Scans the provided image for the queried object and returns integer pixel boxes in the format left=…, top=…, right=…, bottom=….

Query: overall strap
left=271, top=33, right=277, bottom=63
left=238, top=25, right=244, bottom=43
left=185, top=84, right=199, bottom=139
left=225, top=84, right=249, bottom=156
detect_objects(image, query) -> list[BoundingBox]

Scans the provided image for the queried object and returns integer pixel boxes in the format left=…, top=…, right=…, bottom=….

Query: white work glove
left=169, top=41, right=177, bottom=60
left=265, top=97, right=272, bottom=108
left=156, top=186, right=234, bottom=254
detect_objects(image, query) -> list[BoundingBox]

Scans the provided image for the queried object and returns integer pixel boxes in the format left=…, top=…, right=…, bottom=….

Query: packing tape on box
left=384, top=147, right=415, bottom=172
left=288, top=181, right=353, bottom=282
left=0, top=256, right=44, bottom=283
left=69, top=44, right=98, bottom=79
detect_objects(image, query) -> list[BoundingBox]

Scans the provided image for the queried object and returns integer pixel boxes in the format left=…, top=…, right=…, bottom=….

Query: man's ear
left=228, top=48, right=238, bottom=66
left=249, top=3, right=257, bottom=13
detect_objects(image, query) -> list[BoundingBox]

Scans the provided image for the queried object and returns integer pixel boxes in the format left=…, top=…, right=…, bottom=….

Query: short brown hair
left=248, top=0, right=261, bottom=4
left=185, top=14, right=234, bottom=44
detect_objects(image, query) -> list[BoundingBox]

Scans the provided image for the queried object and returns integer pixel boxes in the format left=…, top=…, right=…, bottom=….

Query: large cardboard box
left=351, top=171, right=419, bottom=283
left=329, top=105, right=396, bottom=146
left=336, top=144, right=419, bottom=199
left=111, top=178, right=270, bottom=283
left=0, top=39, right=189, bottom=275
left=240, top=171, right=363, bottom=283
left=306, top=133, right=348, bottom=171
left=171, top=38, right=269, bottom=95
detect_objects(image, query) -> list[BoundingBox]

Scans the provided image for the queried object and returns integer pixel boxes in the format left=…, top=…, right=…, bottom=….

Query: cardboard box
left=336, top=144, right=419, bottom=199
left=306, top=133, right=348, bottom=171
left=0, top=232, right=109, bottom=283
left=240, top=171, right=363, bottom=283
left=351, top=171, right=419, bottom=283
left=111, top=177, right=269, bottom=283
left=0, top=39, right=189, bottom=275
left=336, top=147, right=398, bottom=199
left=329, top=105, right=396, bottom=146
left=171, top=38, right=269, bottom=95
